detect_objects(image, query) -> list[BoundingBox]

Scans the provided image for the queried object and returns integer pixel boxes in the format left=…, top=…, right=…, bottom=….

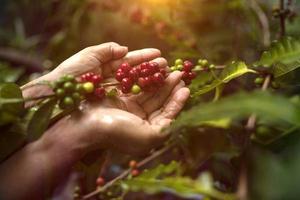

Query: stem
left=279, top=0, right=286, bottom=38
left=82, top=143, right=175, bottom=200
left=101, top=82, right=120, bottom=87
left=24, top=94, right=56, bottom=102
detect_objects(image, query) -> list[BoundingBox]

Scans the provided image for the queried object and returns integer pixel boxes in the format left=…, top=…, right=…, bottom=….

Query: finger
left=150, top=87, right=190, bottom=128
left=82, top=42, right=128, bottom=64
left=142, top=71, right=183, bottom=114
left=112, top=48, right=161, bottom=69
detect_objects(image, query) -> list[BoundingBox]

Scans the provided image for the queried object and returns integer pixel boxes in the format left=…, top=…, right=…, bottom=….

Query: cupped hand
left=34, top=42, right=190, bottom=156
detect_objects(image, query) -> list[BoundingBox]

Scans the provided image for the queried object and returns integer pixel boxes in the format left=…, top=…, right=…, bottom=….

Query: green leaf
left=192, top=62, right=256, bottom=97
left=254, top=37, right=300, bottom=78
left=0, top=83, right=24, bottom=126
left=172, top=91, right=300, bottom=131
left=122, top=162, right=236, bottom=200
left=27, top=98, right=57, bottom=142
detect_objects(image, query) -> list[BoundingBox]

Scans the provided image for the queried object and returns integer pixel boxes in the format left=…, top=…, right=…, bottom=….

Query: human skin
left=0, top=43, right=190, bottom=199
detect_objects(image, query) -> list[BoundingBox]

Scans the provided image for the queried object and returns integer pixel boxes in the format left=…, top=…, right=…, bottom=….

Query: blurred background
left=1, top=0, right=300, bottom=199
left=0, top=0, right=299, bottom=85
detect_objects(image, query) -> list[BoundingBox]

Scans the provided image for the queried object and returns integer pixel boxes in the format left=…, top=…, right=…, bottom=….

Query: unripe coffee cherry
left=175, top=59, right=183, bottom=66
left=131, top=84, right=141, bottom=94
left=254, top=77, right=264, bottom=85
left=83, top=82, right=95, bottom=93
left=64, top=74, right=75, bottom=82
left=63, top=82, right=75, bottom=92
left=63, top=96, right=74, bottom=107
left=75, top=83, right=85, bottom=94
left=55, top=88, right=65, bottom=98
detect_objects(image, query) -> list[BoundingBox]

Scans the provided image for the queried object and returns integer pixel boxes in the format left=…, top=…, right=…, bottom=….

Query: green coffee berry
left=193, top=65, right=203, bottom=71
left=209, top=64, right=215, bottom=69
left=131, top=84, right=141, bottom=94
left=254, top=77, right=264, bottom=85
left=170, top=66, right=177, bottom=72
left=63, top=96, right=74, bottom=107
left=64, top=74, right=75, bottom=82
left=175, top=59, right=183, bottom=66
left=63, top=82, right=75, bottom=92
left=200, top=59, right=208, bottom=67
left=55, top=88, right=65, bottom=98
left=83, top=82, right=94, bottom=93
left=176, top=65, right=184, bottom=71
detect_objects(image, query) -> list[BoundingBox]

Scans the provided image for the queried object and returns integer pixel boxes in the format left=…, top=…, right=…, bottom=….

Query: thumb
left=83, top=42, right=128, bottom=64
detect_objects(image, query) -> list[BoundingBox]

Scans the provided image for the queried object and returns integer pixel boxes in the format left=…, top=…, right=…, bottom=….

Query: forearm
left=0, top=117, right=86, bottom=200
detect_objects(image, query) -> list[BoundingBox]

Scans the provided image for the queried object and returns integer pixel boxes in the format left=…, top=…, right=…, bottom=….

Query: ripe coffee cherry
left=129, top=160, right=137, bottom=168
left=121, top=86, right=131, bottom=94
left=81, top=72, right=94, bottom=82
left=94, top=87, right=105, bottom=99
left=131, top=84, right=141, bottom=94
left=188, top=71, right=197, bottom=79
left=96, top=177, right=105, bottom=186
left=131, top=169, right=140, bottom=177
left=91, top=74, right=103, bottom=85
left=129, top=68, right=140, bottom=81
left=121, top=78, right=133, bottom=89
left=137, top=77, right=147, bottom=88
left=83, top=82, right=95, bottom=93
left=120, top=63, right=131, bottom=72
left=63, top=82, right=75, bottom=92
left=153, top=72, right=164, bottom=85
left=140, top=68, right=151, bottom=77
left=148, top=62, right=159, bottom=73
left=115, top=71, right=127, bottom=82
left=140, top=62, right=149, bottom=70
left=183, top=61, right=193, bottom=72
left=55, top=88, right=65, bottom=98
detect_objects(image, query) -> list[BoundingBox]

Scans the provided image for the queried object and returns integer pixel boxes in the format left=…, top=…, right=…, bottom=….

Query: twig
left=82, top=143, right=175, bottom=200
left=249, top=0, right=271, bottom=47
left=101, top=82, right=120, bottom=87
left=0, top=47, right=43, bottom=73
left=279, top=0, right=286, bottom=38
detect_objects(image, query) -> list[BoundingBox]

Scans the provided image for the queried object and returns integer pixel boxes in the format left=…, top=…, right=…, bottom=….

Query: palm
left=54, top=43, right=190, bottom=154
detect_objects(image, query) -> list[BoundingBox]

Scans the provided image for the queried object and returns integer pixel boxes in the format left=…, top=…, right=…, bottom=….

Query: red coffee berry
left=96, top=177, right=105, bottom=186
left=188, top=71, right=197, bottom=79
left=121, top=86, right=131, bottom=94
left=148, top=62, right=159, bottom=74
left=94, top=87, right=105, bottom=99
left=131, top=169, right=140, bottom=177
left=153, top=72, right=164, bottom=85
left=129, top=68, right=140, bottom=81
left=140, top=68, right=151, bottom=77
left=80, top=74, right=87, bottom=82
left=183, top=60, right=193, bottom=72
left=121, top=77, right=133, bottom=89
left=91, top=74, right=103, bottom=85
left=120, top=63, right=131, bottom=72
left=115, top=71, right=127, bottom=82
left=137, top=77, right=147, bottom=88
left=182, top=71, right=189, bottom=80
left=140, top=62, right=149, bottom=70
left=129, top=160, right=137, bottom=168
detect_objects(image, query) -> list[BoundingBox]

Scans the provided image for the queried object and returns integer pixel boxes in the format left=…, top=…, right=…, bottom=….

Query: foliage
left=1, top=0, right=300, bottom=200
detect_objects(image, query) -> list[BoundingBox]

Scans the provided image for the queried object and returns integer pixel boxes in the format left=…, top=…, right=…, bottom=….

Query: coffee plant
left=1, top=0, right=300, bottom=200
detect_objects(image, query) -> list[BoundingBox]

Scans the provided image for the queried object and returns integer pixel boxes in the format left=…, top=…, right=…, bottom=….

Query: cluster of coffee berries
left=128, top=160, right=140, bottom=177
left=80, top=72, right=106, bottom=100
left=170, top=59, right=197, bottom=85
left=52, top=75, right=85, bottom=109
left=115, top=62, right=167, bottom=94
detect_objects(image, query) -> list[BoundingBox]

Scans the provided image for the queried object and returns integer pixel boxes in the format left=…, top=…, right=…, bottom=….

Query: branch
left=0, top=47, right=43, bottom=73
left=249, top=0, right=271, bottom=47
left=279, top=0, right=286, bottom=38
left=81, top=143, right=175, bottom=200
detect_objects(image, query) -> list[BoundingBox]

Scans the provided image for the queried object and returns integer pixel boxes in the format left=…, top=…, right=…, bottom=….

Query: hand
left=36, top=42, right=190, bottom=156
